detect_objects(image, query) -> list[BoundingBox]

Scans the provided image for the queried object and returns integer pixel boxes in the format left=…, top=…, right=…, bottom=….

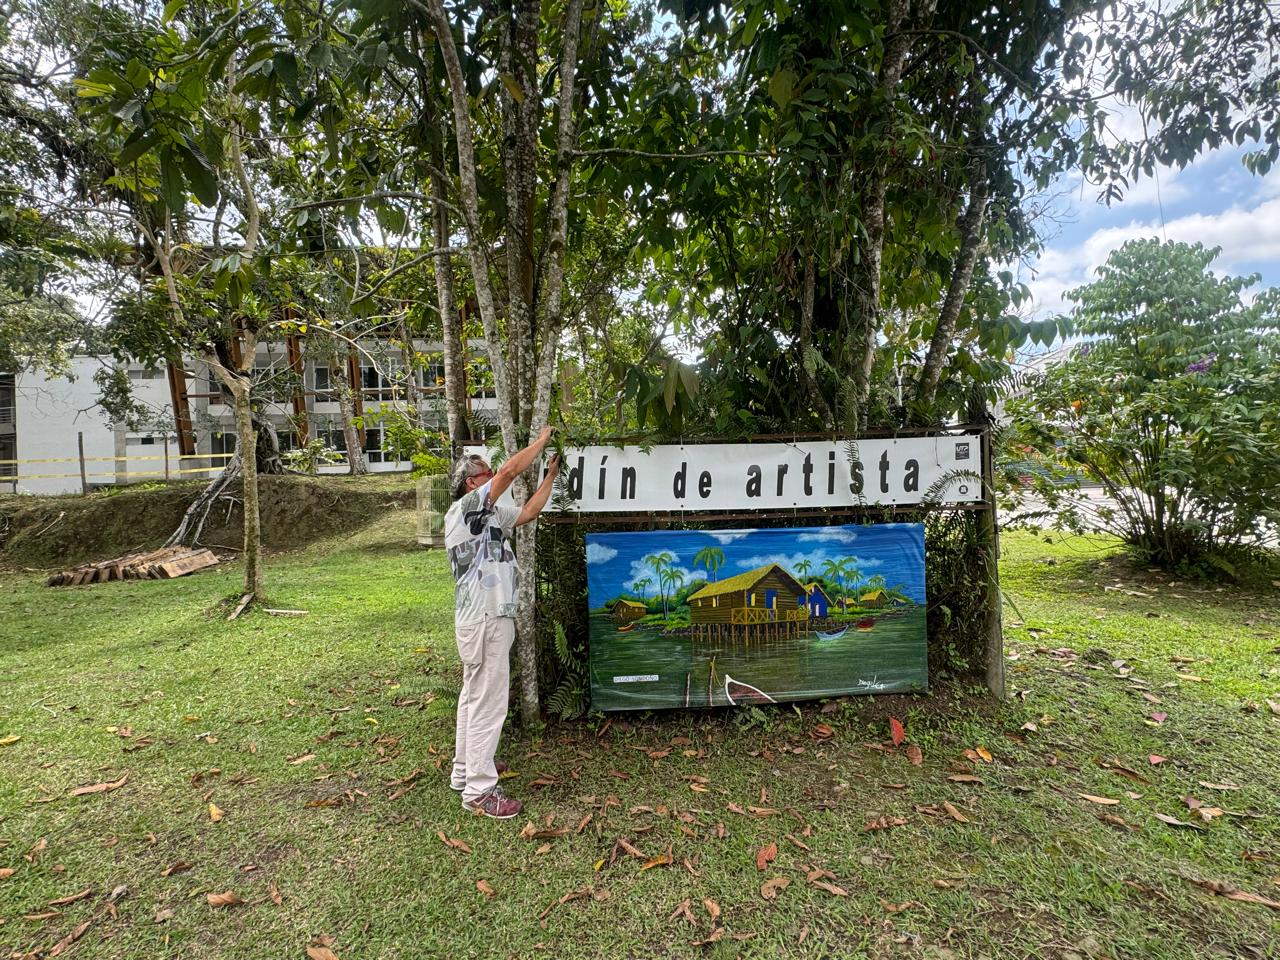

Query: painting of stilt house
left=686, top=563, right=811, bottom=642
left=611, top=599, right=648, bottom=623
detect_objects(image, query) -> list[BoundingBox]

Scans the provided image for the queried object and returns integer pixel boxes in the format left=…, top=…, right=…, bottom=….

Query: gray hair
left=450, top=455, right=490, bottom=500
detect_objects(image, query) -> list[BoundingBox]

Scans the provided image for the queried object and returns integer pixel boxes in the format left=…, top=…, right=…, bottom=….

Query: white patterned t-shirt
left=443, top=480, right=521, bottom=624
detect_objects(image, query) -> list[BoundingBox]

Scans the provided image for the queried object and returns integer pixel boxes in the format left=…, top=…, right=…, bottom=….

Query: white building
left=2, top=339, right=497, bottom=495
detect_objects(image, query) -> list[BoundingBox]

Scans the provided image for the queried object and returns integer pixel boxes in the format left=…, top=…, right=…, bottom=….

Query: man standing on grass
left=444, top=426, right=560, bottom=819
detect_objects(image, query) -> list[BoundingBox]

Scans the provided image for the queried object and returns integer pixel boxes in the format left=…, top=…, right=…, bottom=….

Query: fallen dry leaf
left=948, top=774, right=983, bottom=784
left=206, top=890, right=243, bottom=908
left=160, top=861, right=191, bottom=878
left=47, top=917, right=93, bottom=957
left=889, top=717, right=905, bottom=747
left=208, top=802, right=224, bottom=822
left=759, top=876, right=790, bottom=901
left=942, top=801, right=970, bottom=823
left=48, top=887, right=92, bottom=907
left=669, top=898, right=696, bottom=925
left=810, top=879, right=848, bottom=897
left=691, top=927, right=724, bottom=947
left=755, top=842, right=777, bottom=871
left=0, top=867, right=15, bottom=879
left=269, top=883, right=282, bottom=906
left=476, top=879, right=496, bottom=900
left=0, top=734, right=20, bottom=746
left=1154, top=812, right=1203, bottom=830
left=881, top=899, right=915, bottom=913
left=154, top=908, right=174, bottom=924
left=905, top=743, right=923, bottom=766
left=306, top=948, right=341, bottom=960
left=1079, top=794, right=1121, bottom=806
left=437, top=831, right=472, bottom=854
left=69, top=772, right=129, bottom=797
left=1149, top=755, right=1167, bottom=765
left=812, top=723, right=834, bottom=741
left=703, top=897, right=721, bottom=921
left=289, top=753, right=317, bottom=766
left=1190, top=878, right=1280, bottom=911
left=641, top=846, right=673, bottom=871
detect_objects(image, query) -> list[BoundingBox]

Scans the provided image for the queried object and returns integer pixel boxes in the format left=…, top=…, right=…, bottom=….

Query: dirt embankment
left=0, top=474, right=416, bottom=568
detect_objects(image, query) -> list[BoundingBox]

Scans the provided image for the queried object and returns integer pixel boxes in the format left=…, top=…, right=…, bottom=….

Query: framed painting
left=585, top=523, right=928, bottom=711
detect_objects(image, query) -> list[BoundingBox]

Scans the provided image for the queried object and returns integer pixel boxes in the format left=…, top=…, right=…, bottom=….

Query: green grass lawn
left=1, top=514, right=1278, bottom=959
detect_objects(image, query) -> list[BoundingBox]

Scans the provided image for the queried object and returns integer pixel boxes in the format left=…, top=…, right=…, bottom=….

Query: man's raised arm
left=487, top=426, right=554, bottom=504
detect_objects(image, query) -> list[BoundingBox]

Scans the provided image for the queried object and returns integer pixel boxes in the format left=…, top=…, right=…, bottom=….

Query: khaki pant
left=451, top=616, right=515, bottom=803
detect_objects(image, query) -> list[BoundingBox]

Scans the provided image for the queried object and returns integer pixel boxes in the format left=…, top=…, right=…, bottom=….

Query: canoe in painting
left=724, top=674, right=776, bottom=705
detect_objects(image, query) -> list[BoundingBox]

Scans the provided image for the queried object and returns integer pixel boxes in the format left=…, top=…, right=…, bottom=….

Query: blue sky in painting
left=585, top=524, right=926, bottom=608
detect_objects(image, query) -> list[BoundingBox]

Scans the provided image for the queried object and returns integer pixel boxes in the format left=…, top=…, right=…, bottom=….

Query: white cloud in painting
left=734, top=552, right=884, bottom=576
left=796, top=527, right=858, bottom=544
left=708, top=531, right=751, bottom=544
left=585, top=542, right=618, bottom=565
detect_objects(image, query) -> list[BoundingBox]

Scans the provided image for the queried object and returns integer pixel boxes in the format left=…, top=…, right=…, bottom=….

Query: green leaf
left=158, top=148, right=186, bottom=212
left=161, top=0, right=185, bottom=23
left=177, top=145, right=218, bottom=208
left=116, top=128, right=157, bottom=167
left=768, top=68, right=795, bottom=107
left=500, top=73, right=525, bottom=103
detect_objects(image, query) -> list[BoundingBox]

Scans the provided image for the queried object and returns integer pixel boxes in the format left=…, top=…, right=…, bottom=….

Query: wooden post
left=164, top=434, right=170, bottom=482
left=285, top=329, right=309, bottom=443
left=166, top=359, right=196, bottom=456
left=77, top=432, right=87, bottom=494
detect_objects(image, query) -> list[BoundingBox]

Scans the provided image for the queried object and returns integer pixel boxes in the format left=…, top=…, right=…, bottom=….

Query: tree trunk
left=232, top=379, right=265, bottom=599
left=432, top=167, right=470, bottom=447
left=852, top=0, right=932, bottom=430
left=332, top=359, right=368, bottom=475
left=396, top=315, right=422, bottom=429
left=916, top=161, right=990, bottom=413
left=798, top=251, right=834, bottom=428
left=254, top=412, right=286, bottom=474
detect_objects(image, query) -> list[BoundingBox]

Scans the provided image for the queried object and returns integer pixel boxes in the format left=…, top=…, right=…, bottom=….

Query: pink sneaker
left=450, top=759, right=510, bottom=792
left=464, top=786, right=522, bottom=820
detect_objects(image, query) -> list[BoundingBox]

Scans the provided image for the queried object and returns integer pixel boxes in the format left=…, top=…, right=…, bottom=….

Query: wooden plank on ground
left=156, top=550, right=218, bottom=579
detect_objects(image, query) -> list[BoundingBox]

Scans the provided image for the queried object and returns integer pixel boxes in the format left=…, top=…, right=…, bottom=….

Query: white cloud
left=586, top=542, right=617, bottom=565
left=734, top=552, right=883, bottom=576
left=796, top=527, right=858, bottom=544
left=708, top=531, right=751, bottom=544
left=1026, top=196, right=1280, bottom=318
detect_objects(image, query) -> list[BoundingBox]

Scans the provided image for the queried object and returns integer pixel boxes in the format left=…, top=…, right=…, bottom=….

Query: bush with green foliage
left=1010, top=239, right=1280, bottom=572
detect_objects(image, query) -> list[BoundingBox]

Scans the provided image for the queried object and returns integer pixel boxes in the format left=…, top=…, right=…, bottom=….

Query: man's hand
left=491, top=425, right=558, bottom=504
left=546, top=452, right=562, bottom=477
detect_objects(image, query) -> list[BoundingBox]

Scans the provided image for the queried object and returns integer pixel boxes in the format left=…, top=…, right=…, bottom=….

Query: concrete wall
left=13, top=358, right=117, bottom=495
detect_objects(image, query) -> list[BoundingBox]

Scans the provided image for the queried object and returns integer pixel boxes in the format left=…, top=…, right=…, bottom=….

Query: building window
left=313, top=367, right=334, bottom=399
left=210, top=432, right=237, bottom=456
left=362, top=426, right=385, bottom=464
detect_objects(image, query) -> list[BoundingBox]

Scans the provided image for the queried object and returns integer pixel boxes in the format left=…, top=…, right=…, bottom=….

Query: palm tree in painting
left=843, top=558, right=862, bottom=604
left=659, top=567, right=685, bottom=620
left=633, top=576, right=653, bottom=607
left=820, top=558, right=850, bottom=611
left=862, top=573, right=887, bottom=605
left=794, top=558, right=813, bottom=581
left=693, top=546, right=726, bottom=583
left=645, top=552, right=675, bottom=616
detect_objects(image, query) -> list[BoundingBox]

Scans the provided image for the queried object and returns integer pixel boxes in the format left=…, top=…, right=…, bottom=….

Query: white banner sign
left=468, top=435, right=984, bottom=512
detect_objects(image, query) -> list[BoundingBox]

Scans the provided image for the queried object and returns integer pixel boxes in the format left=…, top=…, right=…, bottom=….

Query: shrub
left=1009, top=239, right=1280, bottom=572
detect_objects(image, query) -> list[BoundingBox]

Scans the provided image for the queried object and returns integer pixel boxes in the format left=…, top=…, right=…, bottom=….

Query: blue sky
left=1021, top=142, right=1279, bottom=322
left=585, top=524, right=927, bottom=607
